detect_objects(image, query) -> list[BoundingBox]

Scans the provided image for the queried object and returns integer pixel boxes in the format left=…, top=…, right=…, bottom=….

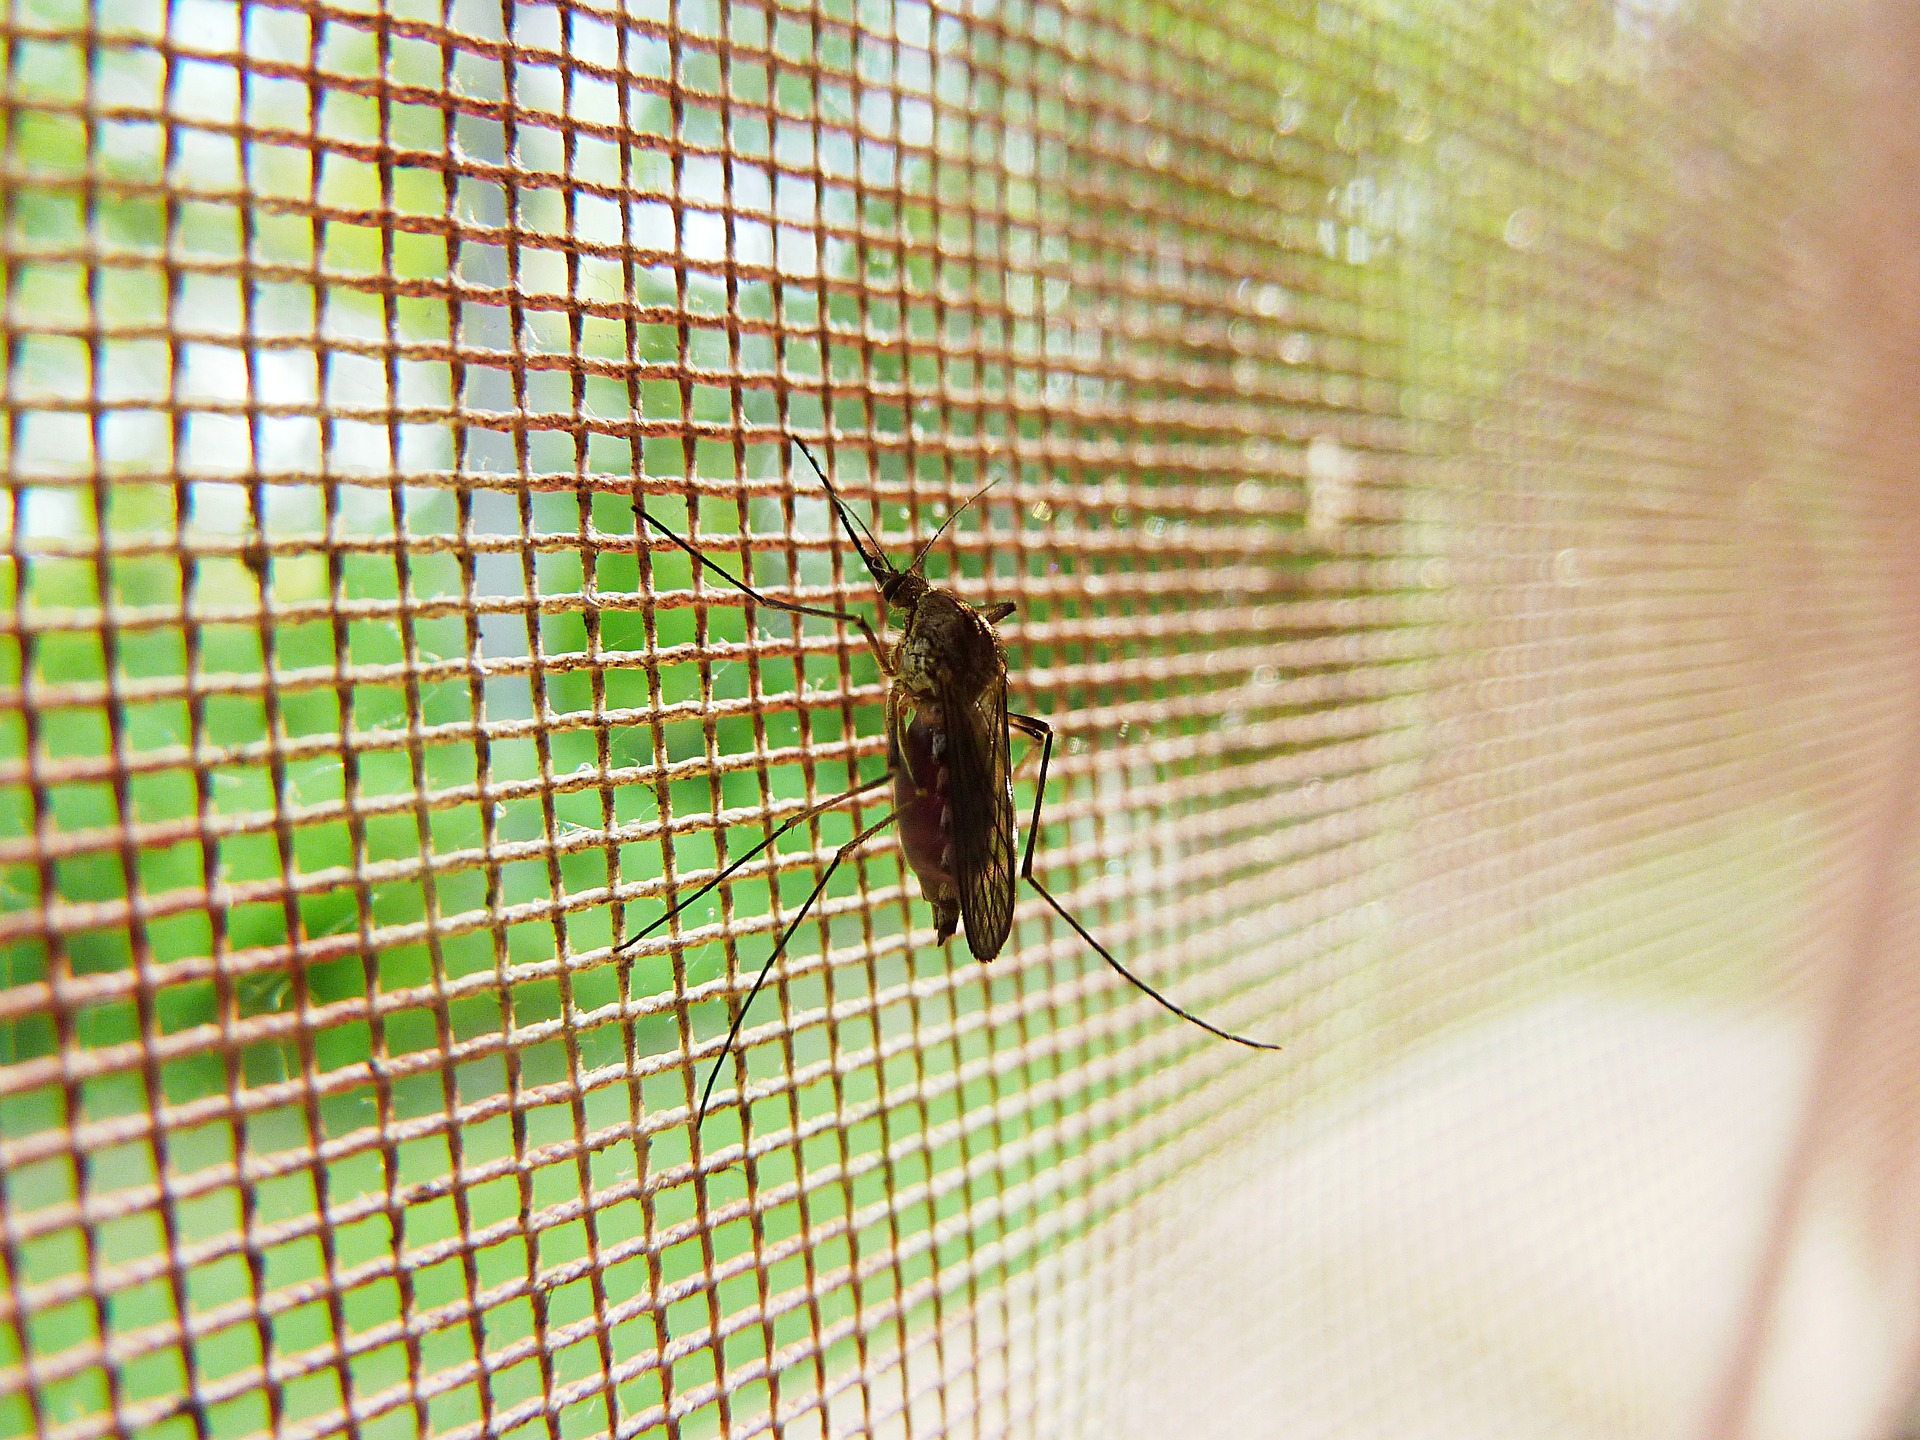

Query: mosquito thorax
left=893, top=585, right=1007, bottom=709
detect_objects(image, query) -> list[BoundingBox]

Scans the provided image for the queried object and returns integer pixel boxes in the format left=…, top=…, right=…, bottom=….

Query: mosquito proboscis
left=618, top=439, right=1278, bottom=1128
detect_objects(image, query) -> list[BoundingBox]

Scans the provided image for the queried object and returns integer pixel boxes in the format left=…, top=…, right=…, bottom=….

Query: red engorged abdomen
left=893, top=711, right=953, bottom=897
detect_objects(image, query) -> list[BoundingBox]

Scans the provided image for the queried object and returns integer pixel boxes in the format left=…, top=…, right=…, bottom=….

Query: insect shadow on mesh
left=619, top=438, right=1279, bottom=1128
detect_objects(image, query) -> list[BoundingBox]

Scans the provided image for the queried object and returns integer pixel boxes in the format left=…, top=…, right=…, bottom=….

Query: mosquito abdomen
left=892, top=711, right=963, bottom=946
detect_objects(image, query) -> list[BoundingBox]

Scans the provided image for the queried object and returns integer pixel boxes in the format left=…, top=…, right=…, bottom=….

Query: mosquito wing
left=943, top=670, right=1017, bottom=961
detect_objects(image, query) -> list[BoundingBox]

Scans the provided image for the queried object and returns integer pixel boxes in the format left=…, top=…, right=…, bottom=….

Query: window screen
left=3, top=1, right=1918, bottom=1438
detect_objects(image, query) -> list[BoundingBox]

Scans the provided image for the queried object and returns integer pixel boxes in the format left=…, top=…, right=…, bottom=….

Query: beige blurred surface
left=869, top=990, right=1916, bottom=1439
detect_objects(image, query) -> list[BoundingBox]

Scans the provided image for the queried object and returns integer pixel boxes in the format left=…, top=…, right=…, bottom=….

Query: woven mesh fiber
left=4, top=0, right=1920, bottom=1437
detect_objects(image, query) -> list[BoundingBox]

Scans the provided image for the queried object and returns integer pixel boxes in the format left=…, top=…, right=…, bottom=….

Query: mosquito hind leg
left=1008, top=712, right=1280, bottom=1052
left=693, top=798, right=910, bottom=1127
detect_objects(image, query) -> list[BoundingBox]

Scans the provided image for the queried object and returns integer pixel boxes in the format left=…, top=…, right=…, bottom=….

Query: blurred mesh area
left=3, top=1, right=1919, bottom=1439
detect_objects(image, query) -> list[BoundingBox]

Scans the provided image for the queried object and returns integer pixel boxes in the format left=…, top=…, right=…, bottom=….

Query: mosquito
left=620, top=438, right=1278, bottom=1127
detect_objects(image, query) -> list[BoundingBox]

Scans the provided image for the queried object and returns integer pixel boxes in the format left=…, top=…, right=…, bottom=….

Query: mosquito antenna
left=791, top=436, right=893, bottom=586
left=907, top=473, right=1003, bottom=575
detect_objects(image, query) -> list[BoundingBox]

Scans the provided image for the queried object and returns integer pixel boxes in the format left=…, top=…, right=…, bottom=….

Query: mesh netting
left=3, top=1, right=1919, bottom=1438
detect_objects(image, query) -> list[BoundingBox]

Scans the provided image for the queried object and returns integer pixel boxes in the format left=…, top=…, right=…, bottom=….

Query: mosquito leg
left=1010, top=730, right=1043, bottom=782
left=695, top=799, right=909, bottom=1126
left=1008, top=712, right=1280, bottom=1052
left=615, top=768, right=895, bottom=958
left=632, top=500, right=891, bottom=670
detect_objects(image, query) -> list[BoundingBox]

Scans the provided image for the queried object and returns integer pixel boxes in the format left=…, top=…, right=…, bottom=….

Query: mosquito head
left=791, top=437, right=898, bottom=592
left=879, top=568, right=929, bottom=609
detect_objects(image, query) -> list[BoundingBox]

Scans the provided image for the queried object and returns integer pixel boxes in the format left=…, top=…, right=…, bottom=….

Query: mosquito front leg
left=632, top=499, right=892, bottom=672
left=1008, top=712, right=1279, bottom=1052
